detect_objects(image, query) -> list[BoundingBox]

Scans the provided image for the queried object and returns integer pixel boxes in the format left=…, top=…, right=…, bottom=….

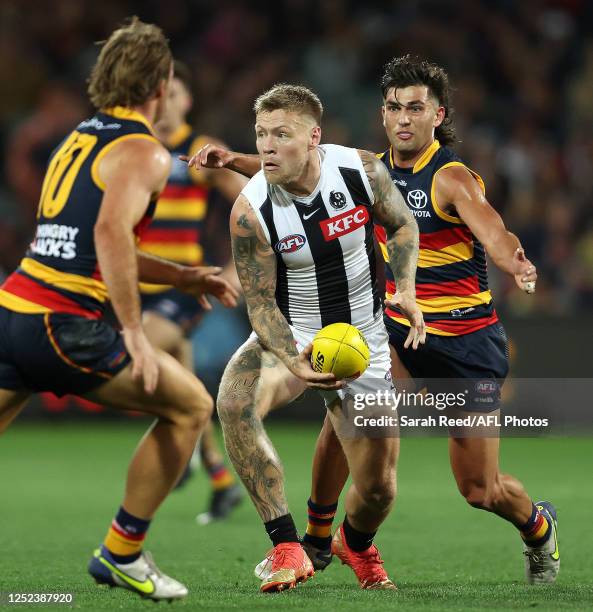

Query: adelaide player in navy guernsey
left=304, top=56, right=559, bottom=586
left=0, top=18, right=237, bottom=601
left=189, top=57, right=559, bottom=588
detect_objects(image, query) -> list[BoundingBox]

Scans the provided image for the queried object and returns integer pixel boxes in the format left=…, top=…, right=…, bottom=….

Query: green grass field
left=1, top=421, right=592, bottom=611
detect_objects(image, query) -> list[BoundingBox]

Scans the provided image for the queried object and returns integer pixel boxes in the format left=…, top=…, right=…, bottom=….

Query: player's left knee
left=359, top=475, right=396, bottom=513
left=189, top=392, right=214, bottom=429
left=216, top=393, right=243, bottom=427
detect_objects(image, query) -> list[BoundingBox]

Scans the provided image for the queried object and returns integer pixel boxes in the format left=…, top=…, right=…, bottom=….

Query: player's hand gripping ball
left=311, top=323, right=370, bottom=380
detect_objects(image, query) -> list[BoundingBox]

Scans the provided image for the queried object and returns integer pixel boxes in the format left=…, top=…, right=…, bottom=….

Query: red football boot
left=259, top=542, right=314, bottom=593
left=332, top=523, right=396, bottom=590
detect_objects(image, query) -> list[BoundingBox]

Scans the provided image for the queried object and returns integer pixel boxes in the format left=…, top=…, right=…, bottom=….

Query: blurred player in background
left=216, top=84, right=424, bottom=593
left=0, top=18, right=237, bottom=601
left=138, top=61, right=245, bottom=524
left=189, top=56, right=558, bottom=587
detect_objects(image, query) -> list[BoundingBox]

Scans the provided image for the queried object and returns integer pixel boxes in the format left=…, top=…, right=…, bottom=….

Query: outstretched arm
left=435, top=165, right=537, bottom=293
left=358, top=149, right=425, bottom=348
left=184, top=136, right=250, bottom=199
left=230, top=195, right=339, bottom=387
left=136, top=251, right=238, bottom=309
left=183, top=143, right=261, bottom=179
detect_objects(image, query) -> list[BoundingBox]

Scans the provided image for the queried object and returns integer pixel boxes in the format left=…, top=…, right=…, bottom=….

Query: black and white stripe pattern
left=243, top=144, right=379, bottom=333
left=292, top=192, right=351, bottom=327
left=339, top=166, right=382, bottom=317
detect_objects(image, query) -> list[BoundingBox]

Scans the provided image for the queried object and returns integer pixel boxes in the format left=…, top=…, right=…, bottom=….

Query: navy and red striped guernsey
left=376, top=140, right=498, bottom=336
left=0, top=106, right=159, bottom=319
left=137, top=124, right=210, bottom=294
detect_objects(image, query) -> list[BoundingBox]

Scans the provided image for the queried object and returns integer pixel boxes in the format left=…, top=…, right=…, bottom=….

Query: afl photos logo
left=406, top=189, right=431, bottom=218
left=329, top=191, right=347, bottom=210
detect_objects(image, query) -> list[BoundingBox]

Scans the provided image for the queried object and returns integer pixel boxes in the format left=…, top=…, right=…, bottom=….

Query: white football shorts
left=248, top=316, right=393, bottom=406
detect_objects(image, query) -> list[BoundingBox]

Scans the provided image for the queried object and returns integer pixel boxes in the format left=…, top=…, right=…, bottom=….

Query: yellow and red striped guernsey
left=0, top=107, right=158, bottom=318
left=376, top=140, right=498, bottom=336
left=138, top=125, right=210, bottom=293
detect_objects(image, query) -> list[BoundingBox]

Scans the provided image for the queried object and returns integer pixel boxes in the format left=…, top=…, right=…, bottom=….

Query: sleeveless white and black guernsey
left=241, top=144, right=382, bottom=334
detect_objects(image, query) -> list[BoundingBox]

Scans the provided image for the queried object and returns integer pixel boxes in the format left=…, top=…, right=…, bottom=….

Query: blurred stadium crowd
left=1, top=0, right=593, bottom=318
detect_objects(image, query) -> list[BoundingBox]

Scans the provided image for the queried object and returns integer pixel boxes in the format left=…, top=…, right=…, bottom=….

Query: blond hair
left=254, top=84, right=323, bottom=124
left=88, top=17, right=172, bottom=109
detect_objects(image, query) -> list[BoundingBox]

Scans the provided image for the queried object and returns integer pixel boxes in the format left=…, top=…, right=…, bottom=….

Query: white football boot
left=88, top=546, right=188, bottom=600
left=523, top=501, right=560, bottom=584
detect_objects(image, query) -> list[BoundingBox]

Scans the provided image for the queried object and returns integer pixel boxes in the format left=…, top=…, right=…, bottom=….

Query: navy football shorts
left=141, top=289, right=203, bottom=334
left=0, top=307, right=130, bottom=397
left=385, top=316, right=509, bottom=412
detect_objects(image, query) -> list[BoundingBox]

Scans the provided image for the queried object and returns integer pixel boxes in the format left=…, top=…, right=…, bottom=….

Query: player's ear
left=155, top=78, right=168, bottom=101
left=434, top=106, right=445, bottom=128
left=381, top=104, right=386, bottom=127
left=310, top=125, right=321, bottom=147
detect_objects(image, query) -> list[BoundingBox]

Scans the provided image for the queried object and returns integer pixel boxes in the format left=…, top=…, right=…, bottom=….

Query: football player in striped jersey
left=215, top=84, right=424, bottom=593
left=138, top=61, right=245, bottom=524
left=0, top=19, right=237, bottom=601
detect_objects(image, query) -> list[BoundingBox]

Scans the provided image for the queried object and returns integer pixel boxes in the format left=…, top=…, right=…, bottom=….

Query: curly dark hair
left=381, top=55, right=456, bottom=146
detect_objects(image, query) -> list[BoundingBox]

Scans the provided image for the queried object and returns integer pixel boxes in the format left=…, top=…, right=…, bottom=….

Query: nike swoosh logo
left=537, top=505, right=559, bottom=561
left=302, top=209, right=320, bottom=220
left=96, top=553, right=156, bottom=594
left=550, top=520, right=559, bottom=561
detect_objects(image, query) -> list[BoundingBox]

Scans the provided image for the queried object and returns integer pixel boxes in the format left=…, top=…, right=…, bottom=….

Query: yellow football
left=311, top=323, right=370, bottom=380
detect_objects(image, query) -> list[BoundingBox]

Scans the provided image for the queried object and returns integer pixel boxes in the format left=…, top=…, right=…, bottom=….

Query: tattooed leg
left=217, top=338, right=306, bottom=522
left=256, top=349, right=307, bottom=419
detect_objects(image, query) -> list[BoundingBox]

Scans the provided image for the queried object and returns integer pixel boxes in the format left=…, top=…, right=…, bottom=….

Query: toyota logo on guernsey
left=407, top=189, right=427, bottom=208
left=320, top=205, right=369, bottom=241
left=275, top=234, right=306, bottom=253
left=406, top=189, right=431, bottom=217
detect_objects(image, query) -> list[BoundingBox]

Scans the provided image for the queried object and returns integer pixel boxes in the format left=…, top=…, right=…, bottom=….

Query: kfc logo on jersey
left=275, top=234, right=306, bottom=253
left=320, top=206, right=369, bottom=241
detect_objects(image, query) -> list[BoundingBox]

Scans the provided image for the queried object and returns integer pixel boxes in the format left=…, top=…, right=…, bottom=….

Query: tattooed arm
left=358, top=149, right=426, bottom=348
left=230, top=195, right=340, bottom=386
left=183, top=144, right=260, bottom=179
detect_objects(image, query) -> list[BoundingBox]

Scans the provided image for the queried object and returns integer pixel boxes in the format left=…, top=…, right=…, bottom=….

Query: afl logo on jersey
left=329, top=191, right=347, bottom=210
left=407, top=189, right=427, bottom=209
left=275, top=234, right=306, bottom=253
